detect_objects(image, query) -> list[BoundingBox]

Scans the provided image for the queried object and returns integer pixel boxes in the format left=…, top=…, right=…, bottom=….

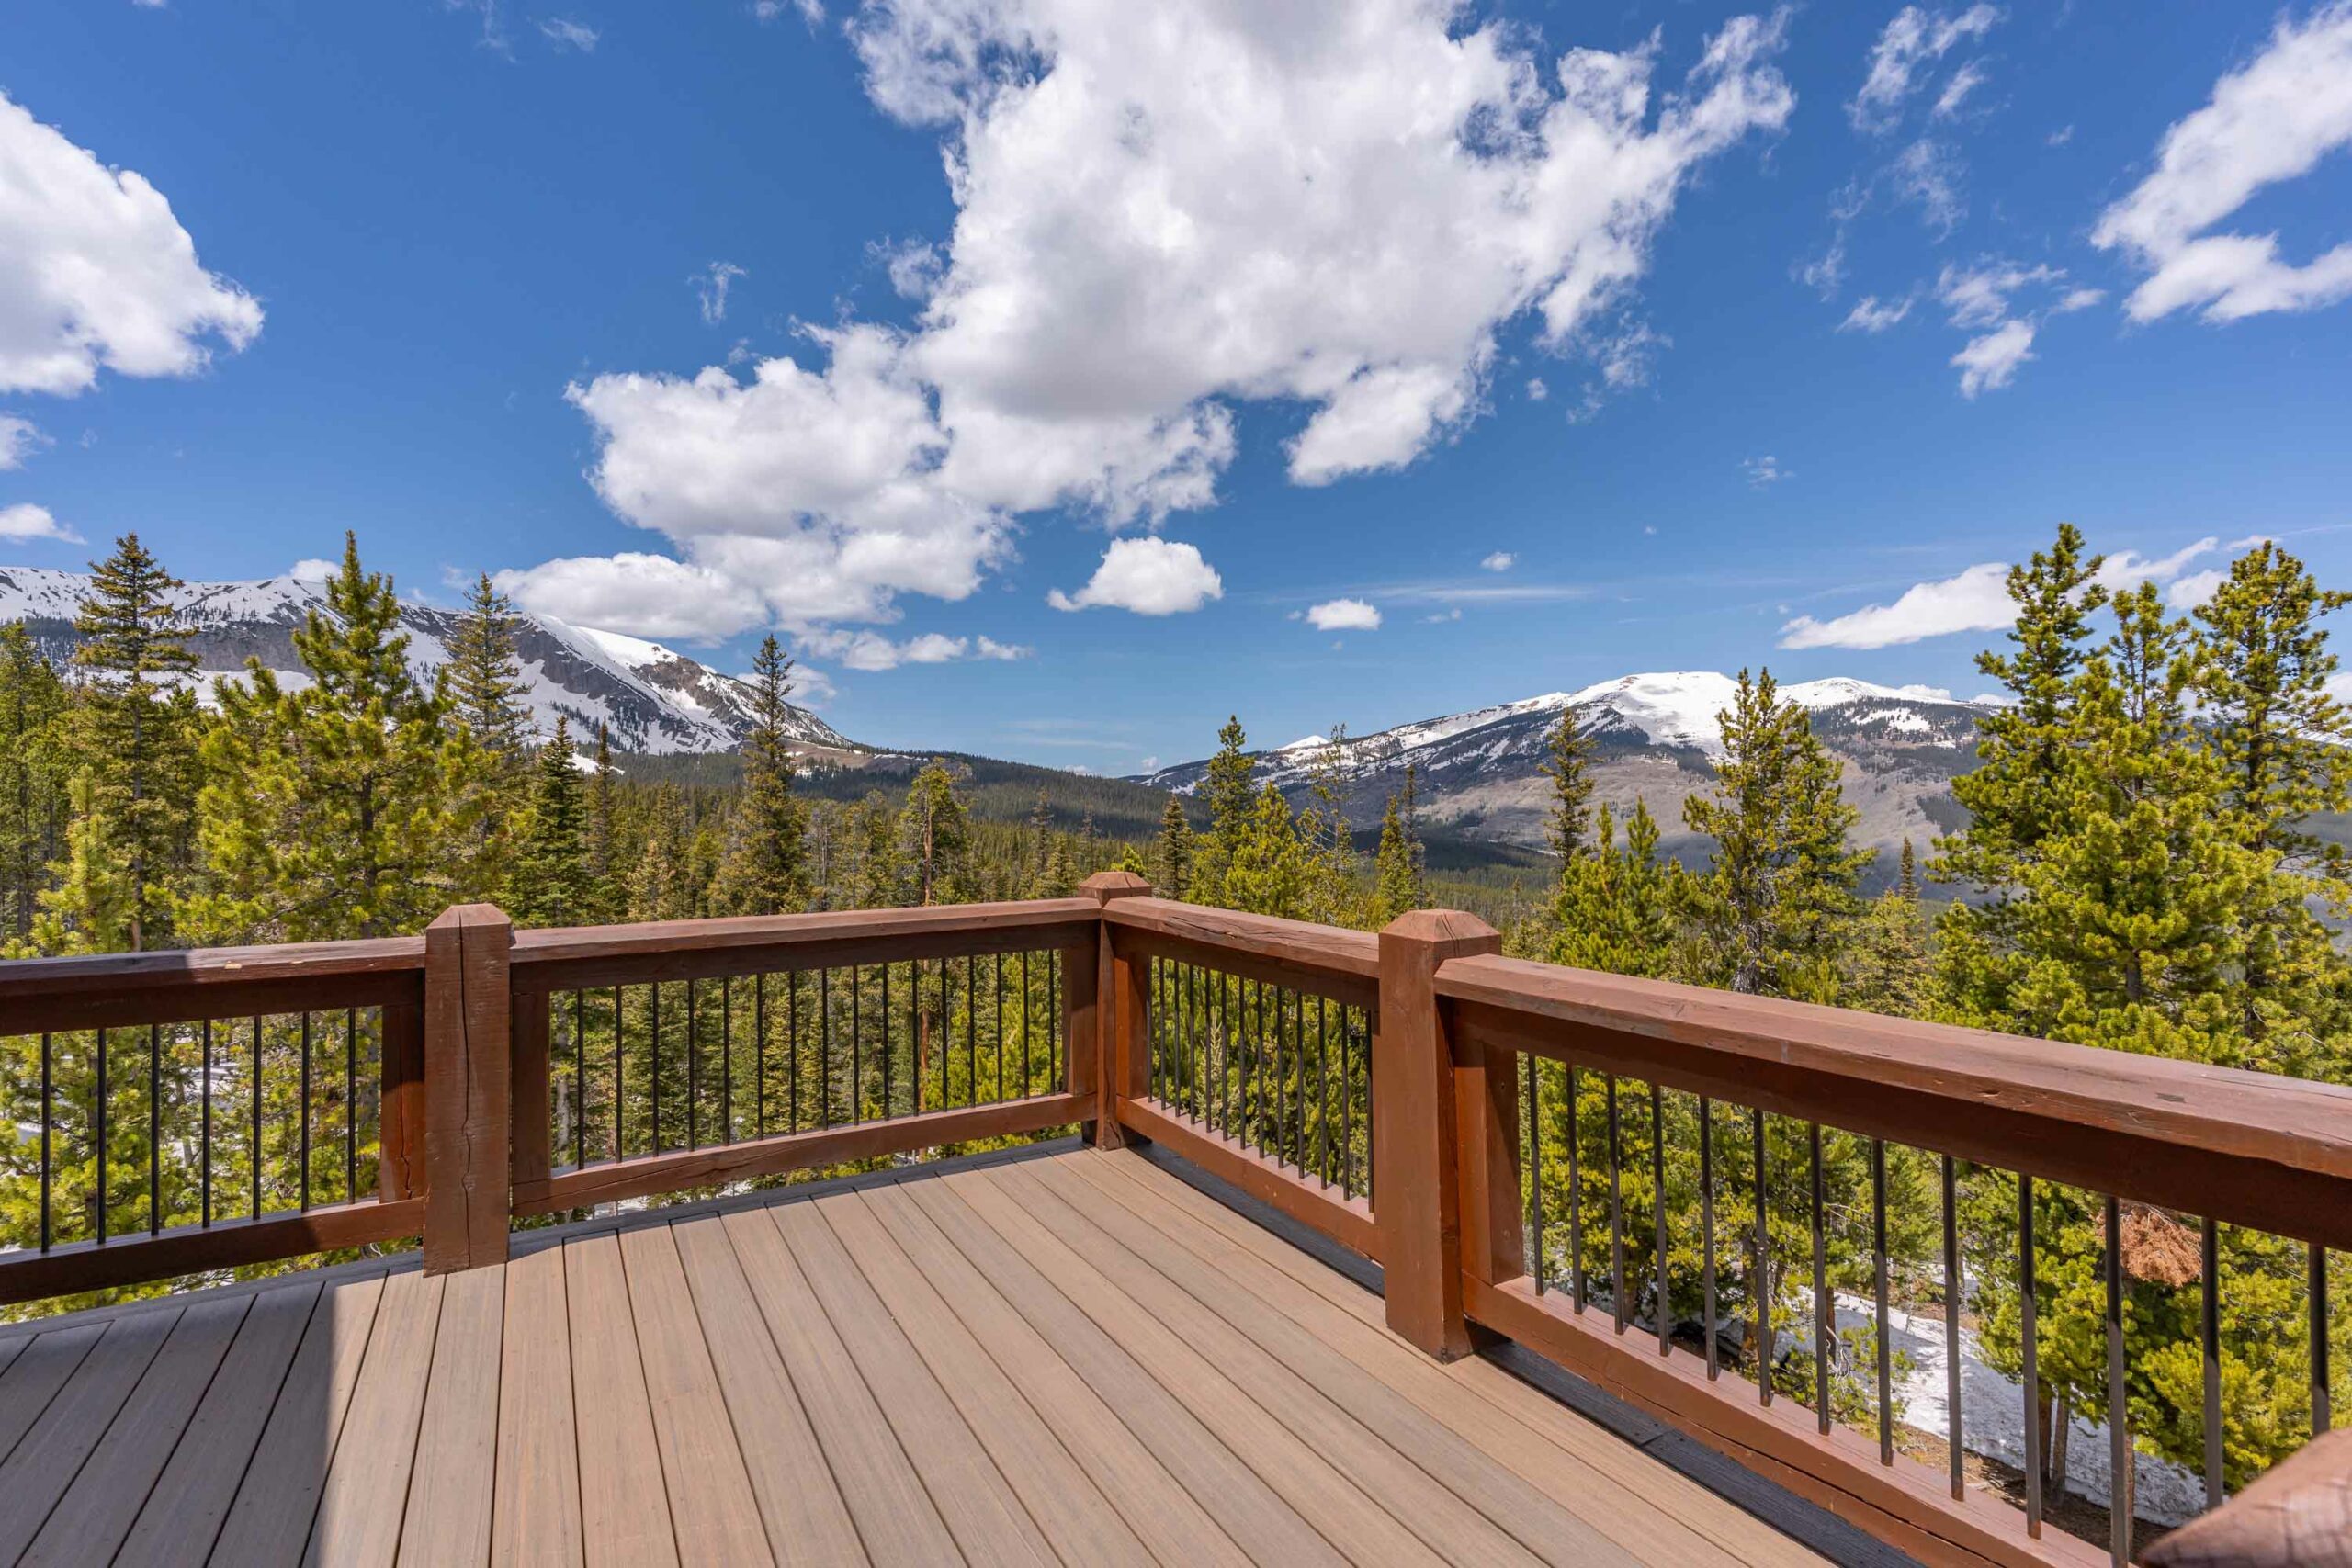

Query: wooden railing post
left=1375, top=908, right=1502, bottom=1360
left=1076, top=872, right=1153, bottom=1148
left=423, top=903, right=514, bottom=1274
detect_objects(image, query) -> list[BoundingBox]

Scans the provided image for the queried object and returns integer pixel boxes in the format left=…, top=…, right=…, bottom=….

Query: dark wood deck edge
left=0, top=1134, right=1086, bottom=1347
left=1130, top=1137, right=1919, bottom=1568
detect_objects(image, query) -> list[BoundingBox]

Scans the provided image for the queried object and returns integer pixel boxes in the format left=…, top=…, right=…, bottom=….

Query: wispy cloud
left=537, top=16, right=598, bottom=51
left=693, top=261, right=745, bottom=325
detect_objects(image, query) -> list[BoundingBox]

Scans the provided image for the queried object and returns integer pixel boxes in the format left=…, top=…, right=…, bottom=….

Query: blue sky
left=5, top=1, right=2351, bottom=773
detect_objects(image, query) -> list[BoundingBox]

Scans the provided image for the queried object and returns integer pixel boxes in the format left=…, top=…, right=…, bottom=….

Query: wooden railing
left=6, top=876, right=2349, bottom=1567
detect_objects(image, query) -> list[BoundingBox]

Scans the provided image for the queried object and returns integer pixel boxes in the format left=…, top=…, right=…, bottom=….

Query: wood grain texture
left=1083, top=871, right=1153, bottom=1150
left=1114, top=1095, right=1380, bottom=1259
left=424, top=903, right=514, bottom=1274
left=617, top=1223, right=775, bottom=1566
left=400, top=1265, right=505, bottom=1566
left=0, top=1320, right=106, bottom=1462
left=563, top=1233, right=678, bottom=1568
left=302, top=1269, right=446, bottom=1568
left=1375, top=909, right=1501, bottom=1360
left=0, top=1196, right=424, bottom=1308
left=492, top=1243, right=584, bottom=1568
left=1441, top=953, right=2352, bottom=1251
left=0, top=1307, right=181, bottom=1562
left=0, top=937, right=424, bottom=1035
left=718, top=1205, right=961, bottom=1563
left=666, top=1215, right=863, bottom=1568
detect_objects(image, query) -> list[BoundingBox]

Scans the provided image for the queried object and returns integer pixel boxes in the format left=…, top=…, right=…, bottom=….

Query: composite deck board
left=117, top=1280, right=324, bottom=1568
left=1091, top=1149, right=1830, bottom=1568
left=0, top=1147, right=1828, bottom=1568
left=210, top=1273, right=388, bottom=1565
left=491, top=1244, right=585, bottom=1568
left=564, top=1231, right=680, bottom=1568
left=19, top=1293, right=251, bottom=1567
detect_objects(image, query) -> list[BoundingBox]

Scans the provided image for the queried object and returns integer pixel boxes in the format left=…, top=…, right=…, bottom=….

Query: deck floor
left=0, top=1146, right=1828, bottom=1566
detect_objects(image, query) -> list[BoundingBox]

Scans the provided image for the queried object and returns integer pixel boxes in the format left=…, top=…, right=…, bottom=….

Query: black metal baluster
left=882, top=963, right=894, bottom=1119
left=1316, top=993, right=1330, bottom=1184
left=2108, top=1193, right=2131, bottom=1567
left=348, top=1008, right=362, bottom=1201
left=149, top=1022, right=161, bottom=1234
left=788, top=971, right=801, bottom=1136
left=651, top=982, right=663, bottom=1152
left=687, top=977, right=700, bottom=1148
left=199, top=1021, right=210, bottom=1228
left=2314, top=1244, right=2334, bottom=1438
left=1358, top=1007, right=1372, bottom=1205
left=2021, top=1174, right=2042, bottom=1538
left=40, top=1032, right=52, bottom=1249
left=1702, top=1097, right=1717, bottom=1378
left=1873, top=1139, right=1891, bottom=1464
left=1224, top=974, right=1238, bottom=1144
left=755, top=973, right=768, bottom=1139
left=249, top=1016, right=261, bottom=1220
left=612, top=987, right=625, bottom=1160
left=1292, top=992, right=1306, bottom=1173
left=965, top=955, right=976, bottom=1108
left=1811, top=1124, right=1828, bottom=1436
left=96, top=1025, right=109, bottom=1241
left=1652, top=1083, right=1669, bottom=1355
left=572, top=991, right=585, bottom=1170
left=820, top=967, right=833, bottom=1128
left=1754, top=1107, right=1770, bottom=1406
left=1944, top=1154, right=1963, bottom=1501
left=1046, top=949, right=1059, bottom=1094
left=2202, top=1217, right=2222, bottom=1511
left=1022, top=950, right=1033, bottom=1098
left=851, top=964, right=862, bottom=1125
left=1567, top=1064, right=1586, bottom=1311
left=1527, top=1053, right=1543, bottom=1292
left=721, top=976, right=733, bottom=1144
left=300, top=1012, right=312, bottom=1212
left=1608, top=1074, right=1625, bottom=1334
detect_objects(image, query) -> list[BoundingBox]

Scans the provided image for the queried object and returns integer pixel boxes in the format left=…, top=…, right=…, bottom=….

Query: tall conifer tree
left=716, top=636, right=809, bottom=915
left=508, top=718, right=594, bottom=927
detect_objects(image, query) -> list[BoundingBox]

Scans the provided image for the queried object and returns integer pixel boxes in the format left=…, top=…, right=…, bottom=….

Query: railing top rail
left=0, top=934, right=428, bottom=1034
left=510, top=896, right=1100, bottom=965
left=1102, top=896, right=1380, bottom=979
left=1439, top=952, right=2352, bottom=1247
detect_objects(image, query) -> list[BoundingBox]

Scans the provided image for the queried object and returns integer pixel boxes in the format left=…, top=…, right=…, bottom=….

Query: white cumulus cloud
left=0, top=414, right=48, bottom=470
left=1306, top=597, right=1382, bottom=632
left=1047, top=536, right=1223, bottom=615
left=1480, top=551, right=1516, bottom=572
left=0, top=502, right=80, bottom=543
left=494, top=551, right=768, bottom=642
left=2092, top=3, right=2352, bottom=324
left=540, top=3, right=1793, bottom=641
left=0, top=91, right=263, bottom=397
left=796, top=626, right=1034, bottom=671
left=1781, top=536, right=2223, bottom=649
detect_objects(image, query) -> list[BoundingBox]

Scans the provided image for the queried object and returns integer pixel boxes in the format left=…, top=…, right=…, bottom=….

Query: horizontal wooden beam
left=514, top=1093, right=1089, bottom=1213
left=509, top=901, right=1098, bottom=993
left=1464, top=1274, right=2106, bottom=1568
left=1115, top=1096, right=1380, bottom=1260
left=0, top=951, right=424, bottom=1036
left=0, top=1197, right=425, bottom=1307
left=1106, top=904, right=1379, bottom=1012
left=1443, top=962, right=2352, bottom=1251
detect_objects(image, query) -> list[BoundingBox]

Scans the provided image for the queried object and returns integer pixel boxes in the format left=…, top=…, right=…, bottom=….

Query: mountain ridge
left=0, top=565, right=854, bottom=756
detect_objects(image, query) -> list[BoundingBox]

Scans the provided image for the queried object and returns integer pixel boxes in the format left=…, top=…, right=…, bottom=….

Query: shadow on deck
left=0, top=1142, right=1877, bottom=1566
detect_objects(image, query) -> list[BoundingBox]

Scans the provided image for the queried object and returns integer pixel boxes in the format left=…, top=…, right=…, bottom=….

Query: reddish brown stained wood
left=1108, top=925, right=1380, bottom=1014
left=510, top=987, right=551, bottom=1192
left=1102, top=896, right=1381, bottom=979
left=424, top=904, right=514, bottom=1274
left=508, top=898, right=1095, bottom=991
left=514, top=1092, right=1086, bottom=1213
left=1115, top=1097, right=1380, bottom=1260
left=0, top=937, right=424, bottom=1035
left=1442, top=957, right=2352, bottom=1252
left=379, top=998, right=426, bottom=1203
left=1375, top=909, right=1500, bottom=1362
left=1465, top=1274, right=2104, bottom=1568
left=0, top=1198, right=424, bottom=1308
left=1082, top=872, right=1152, bottom=1149
left=1455, top=1005, right=1523, bottom=1296
left=1064, top=919, right=1102, bottom=1109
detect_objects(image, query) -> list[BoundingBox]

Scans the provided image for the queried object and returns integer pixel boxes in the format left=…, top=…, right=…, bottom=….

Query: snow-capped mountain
left=1141, top=671, right=1996, bottom=872
left=0, top=566, right=854, bottom=756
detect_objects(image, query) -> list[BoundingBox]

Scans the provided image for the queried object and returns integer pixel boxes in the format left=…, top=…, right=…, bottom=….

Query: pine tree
left=1295, top=726, right=1360, bottom=926
left=1224, top=783, right=1306, bottom=919
left=2190, top=543, right=2352, bottom=1072
left=1191, top=716, right=1255, bottom=906
left=59, top=534, right=200, bottom=951
left=1845, top=839, right=1929, bottom=1017
left=186, top=534, right=484, bottom=941
left=446, top=573, right=532, bottom=767
left=1543, top=705, right=1598, bottom=867
left=1682, top=669, right=1869, bottom=1000
left=1551, top=798, right=1681, bottom=977
left=1369, top=771, right=1427, bottom=927
left=508, top=719, right=594, bottom=927
left=715, top=636, right=809, bottom=916
left=0, top=626, right=69, bottom=945
left=1152, top=795, right=1193, bottom=900
left=899, top=761, right=973, bottom=906
left=585, top=721, right=616, bottom=919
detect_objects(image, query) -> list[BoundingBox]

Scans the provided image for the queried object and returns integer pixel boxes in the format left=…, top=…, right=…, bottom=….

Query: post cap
left=1377, top=908, right=1500, bottom=957
left=1078, top=870, right=1153, bottom=902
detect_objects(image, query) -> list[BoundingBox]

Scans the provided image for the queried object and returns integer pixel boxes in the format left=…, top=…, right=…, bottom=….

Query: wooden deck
left=0, top=1146, right=1832, bottom=1567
